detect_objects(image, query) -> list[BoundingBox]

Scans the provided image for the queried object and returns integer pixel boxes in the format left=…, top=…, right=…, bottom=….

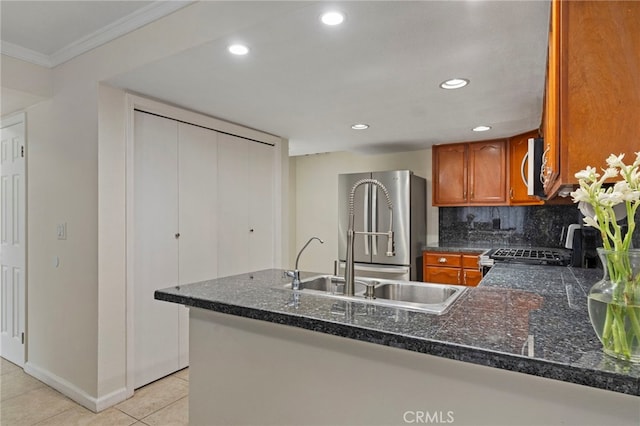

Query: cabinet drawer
left=462, top=255, right=479, bottom=269
left=425, top=252, right=462, bottom=267
left=425, top=266, right=460, bottom=285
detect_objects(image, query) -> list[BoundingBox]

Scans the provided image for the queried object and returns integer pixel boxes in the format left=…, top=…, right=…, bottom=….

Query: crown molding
left=1, top=1, right=194, bottom=69
left=1, top=41, right=52, bottom=68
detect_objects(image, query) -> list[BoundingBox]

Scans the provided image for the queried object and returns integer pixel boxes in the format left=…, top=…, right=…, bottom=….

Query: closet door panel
left=133, top=111, right=180, bottom=388
left=217, top=133, right=249, bottom=277
left=177, top=122, right=218, bottom=368
left=248, top=142, right=275, bottom=271
left=178, top=122, right=218, bottom=284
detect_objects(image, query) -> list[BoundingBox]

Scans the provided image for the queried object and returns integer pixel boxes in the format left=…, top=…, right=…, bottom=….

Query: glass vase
left=587, top=249, right=640, bottom=363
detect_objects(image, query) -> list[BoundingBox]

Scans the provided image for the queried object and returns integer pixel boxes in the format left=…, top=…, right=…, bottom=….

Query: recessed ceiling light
left=228, top=44, right=249, bottom=55
left=439, top=78, right=469, bottom=90
left=321, top=11, right=345, bottom=26
left=472, top=125, right=492, bottom=132
left=351, top=123, right=369, bottom=130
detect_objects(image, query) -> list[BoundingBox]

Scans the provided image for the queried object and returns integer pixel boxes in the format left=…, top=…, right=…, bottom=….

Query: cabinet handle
left=174, top=233, right=180, bottom=239
left=457, top=270, right=461, bottom=284
left=438, top=257, right=447, bottom=264
left=463, top=271, right=467, bottom=285
left=540, top=145, right=550, bottom=184
left=510, top=188, right=514, bottom=199
left=249, top=229, right=254, bottom=233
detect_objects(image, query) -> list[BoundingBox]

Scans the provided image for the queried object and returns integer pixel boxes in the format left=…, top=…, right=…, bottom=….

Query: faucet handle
left=386, top=231, right=395, bottom=257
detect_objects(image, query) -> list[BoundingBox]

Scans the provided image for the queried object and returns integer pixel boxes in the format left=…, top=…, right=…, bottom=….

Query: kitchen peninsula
left=156, top=265, right=640, bottom=425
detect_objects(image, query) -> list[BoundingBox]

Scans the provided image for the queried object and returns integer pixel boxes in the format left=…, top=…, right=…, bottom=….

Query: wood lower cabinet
left=542, top=0, right=640, bottom=197
left=433, top=140, right=507, bottom=206
left=423, top=251, right=482, bottom=286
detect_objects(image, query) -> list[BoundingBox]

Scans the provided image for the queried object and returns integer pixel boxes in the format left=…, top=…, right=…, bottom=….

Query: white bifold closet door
left=217, top=133, right=274, bottom=278
left=133, top=111, right=218, bottom=388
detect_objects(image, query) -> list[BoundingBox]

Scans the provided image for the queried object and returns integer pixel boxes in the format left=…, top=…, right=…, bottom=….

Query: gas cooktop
left=489, top=248, right=571, bottom=266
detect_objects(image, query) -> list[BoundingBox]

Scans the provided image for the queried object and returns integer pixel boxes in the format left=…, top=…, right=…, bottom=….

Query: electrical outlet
left=57, top=223, right=67, bottom=240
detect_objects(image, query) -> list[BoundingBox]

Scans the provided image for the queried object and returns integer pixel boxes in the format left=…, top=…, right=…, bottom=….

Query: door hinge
left=21, top=146, right=24, bottom=157
left=21, top=332, right=24, bottom=344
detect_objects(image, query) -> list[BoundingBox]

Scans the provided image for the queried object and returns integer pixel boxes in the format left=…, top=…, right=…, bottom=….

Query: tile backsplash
left=439, top=205, right=639, bottom=248
left=439, top=205, right=581, bottom=248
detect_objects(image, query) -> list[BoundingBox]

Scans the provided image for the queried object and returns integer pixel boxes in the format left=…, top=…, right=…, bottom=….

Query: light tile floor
left=0, top=357, right=189, bottom=426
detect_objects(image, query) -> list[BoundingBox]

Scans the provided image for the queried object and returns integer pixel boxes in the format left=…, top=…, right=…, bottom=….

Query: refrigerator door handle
left=372, top=185, right=378, bottom=256
left=337, top=261, right=410, bottom=275
left=363, top=184, right=370, bottom=255
left=355, top=264, right=409, bottom=274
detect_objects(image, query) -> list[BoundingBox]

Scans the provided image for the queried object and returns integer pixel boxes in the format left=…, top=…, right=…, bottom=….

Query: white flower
left=602, top=167, right=619, bottom=179
left=613, top=181, right=640, bottom=202
left=596, top=191, right=624, bottom=206
left=575, top=166, right=599, bottom=181
left=606, top=153, right=625, bottom=168
left=582, top=215, right=601, bottom=230
left=570, top=187, right=590, bottom=202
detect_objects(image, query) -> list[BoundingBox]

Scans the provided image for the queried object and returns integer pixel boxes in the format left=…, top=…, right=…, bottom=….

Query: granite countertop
left=423, top=243, right=491, bottom=253
left=155, top=265, right=640, bottom=396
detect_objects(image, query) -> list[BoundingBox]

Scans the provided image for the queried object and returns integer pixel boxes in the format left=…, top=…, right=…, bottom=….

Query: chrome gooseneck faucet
left=345, top=179, right=394, bottom=296
left=286, top=236, right=324, bottom=290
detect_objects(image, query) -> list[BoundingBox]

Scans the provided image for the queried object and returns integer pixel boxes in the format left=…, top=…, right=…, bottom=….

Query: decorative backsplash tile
left=439, top=205, right=581, bottom=248
left=439, top=205, right=639, bottom=248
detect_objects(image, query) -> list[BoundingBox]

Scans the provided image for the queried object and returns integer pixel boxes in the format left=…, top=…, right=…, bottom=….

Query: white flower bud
left=606, top=153, right=625, bottom=168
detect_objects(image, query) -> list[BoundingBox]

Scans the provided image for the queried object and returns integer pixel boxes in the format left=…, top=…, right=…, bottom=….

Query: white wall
left=1, top=55, right=52, bottom=114
left=290, top=150, right=438, bottom=274
left=1, top=1, right=292, bottom=411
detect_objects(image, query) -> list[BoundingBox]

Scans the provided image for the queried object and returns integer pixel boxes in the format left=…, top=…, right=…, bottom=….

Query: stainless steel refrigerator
left=337, top=170, right=426, bottom=281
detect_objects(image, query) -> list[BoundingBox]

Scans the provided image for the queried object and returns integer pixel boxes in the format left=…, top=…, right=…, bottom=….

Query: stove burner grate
left=489, top=248, right=570, bottom=265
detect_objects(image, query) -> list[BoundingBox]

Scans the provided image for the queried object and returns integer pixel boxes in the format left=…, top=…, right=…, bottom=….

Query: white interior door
left=217, top=133, right=249, bottom=277
left=177, top=122, right=218, bottom=367
left=0, top=116, right=26, bottom=367
left=248, top=142, right=275, bottom=271
left=133, top=111, right=181, bottom=388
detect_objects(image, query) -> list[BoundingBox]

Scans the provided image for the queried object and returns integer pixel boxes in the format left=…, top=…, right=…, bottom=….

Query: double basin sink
left=284, top=275, right=466, bottom=315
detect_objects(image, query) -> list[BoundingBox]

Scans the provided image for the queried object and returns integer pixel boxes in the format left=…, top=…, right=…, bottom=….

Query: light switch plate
left=57, top=223, right=67, bottom=240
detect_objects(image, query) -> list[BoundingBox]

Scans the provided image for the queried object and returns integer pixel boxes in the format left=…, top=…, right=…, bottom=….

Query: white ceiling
left=0, top=0, right=551, bottom=156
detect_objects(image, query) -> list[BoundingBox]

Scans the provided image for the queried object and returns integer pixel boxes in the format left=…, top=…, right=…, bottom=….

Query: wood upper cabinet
left=468, top=141, right=507, bottom=204
left=542, top=0, right=640, bottom=197
left=423, top=251, right=482, bottom=287
left=432, top=143, right=467, bottom=205
left=433, top=140, right=507, bottom=206
left=508, top=130, right=544, bottom=205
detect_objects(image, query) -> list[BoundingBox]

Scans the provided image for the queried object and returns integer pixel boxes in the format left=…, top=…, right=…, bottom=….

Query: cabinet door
left=133, top=111, right=181, bottom=388
left=217, top=133, right=250, bottom=277
left=425, top=266, right=460, bottom=285
left=462, top=269, right=482, bottom=287
left=542, top=0, right=561, bottom=194
left=508, top=132, right=544, bottom=205
left=543, top=0, right=640, bottom=196
left=433, top=143, right=467, bottom=206
left=468, top=140, right=507, bottom=205
left=248, top=141, right=275, bottom=271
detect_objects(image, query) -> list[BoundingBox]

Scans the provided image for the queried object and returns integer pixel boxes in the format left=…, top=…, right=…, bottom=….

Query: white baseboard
left=24, top=362, right=128, bottom=412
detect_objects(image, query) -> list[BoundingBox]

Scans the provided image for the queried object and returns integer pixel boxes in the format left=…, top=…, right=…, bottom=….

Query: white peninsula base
left=189, top=308, right=639, bottom=426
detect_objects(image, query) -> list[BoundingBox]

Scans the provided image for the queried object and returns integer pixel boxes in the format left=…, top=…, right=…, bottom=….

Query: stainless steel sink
left=284, top=275, right=367, bottom=295
left=370, top=282, right=466, bottom=314
left=283, top=275, right=466, bottom=315
left=373, top=283, right=459, bottom=304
